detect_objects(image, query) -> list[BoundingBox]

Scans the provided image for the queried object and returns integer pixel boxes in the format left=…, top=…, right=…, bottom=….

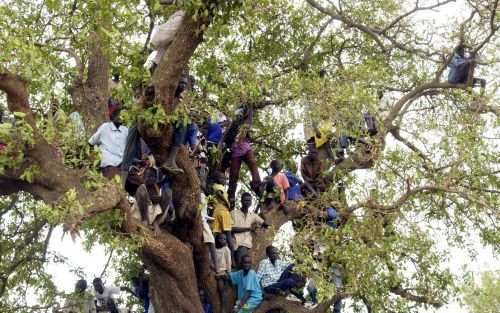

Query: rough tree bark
left=69, top=40, right=110, bottom=131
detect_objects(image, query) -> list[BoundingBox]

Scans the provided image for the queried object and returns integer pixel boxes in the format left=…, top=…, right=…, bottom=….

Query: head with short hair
left=213, top=171, right=226, bottom=185
left=307, top=147, right=318, bottom=161
left=75, top=279, right=87, bottom=293
left=215, top=233, right=227, bottom=248
left=455, top=45, right=466, bottom=57
left=143, top=167, right=158, bottom=187
left=175, top=74, right=188, bottom=97
left=265, top=245, right=279, bottom=262
left=92, top=277, right=104, bottom=294
left=240, top=192, right=252, bottom=211
left=270, top=160, right=282, bottom=173
left=240, top=255, right=252, bottom=271
left=110, top=106, right=122, bottom=125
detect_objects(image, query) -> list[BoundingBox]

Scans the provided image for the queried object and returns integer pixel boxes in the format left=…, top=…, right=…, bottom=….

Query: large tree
left=0, top=0, right=498, bottom=312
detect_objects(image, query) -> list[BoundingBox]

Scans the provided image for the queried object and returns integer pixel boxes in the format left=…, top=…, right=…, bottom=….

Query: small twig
left=100, top=249, right=114, bottom=278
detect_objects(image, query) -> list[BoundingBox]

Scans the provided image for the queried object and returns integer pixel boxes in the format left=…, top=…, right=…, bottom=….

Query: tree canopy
left=0, top=0, right=498, bottom=313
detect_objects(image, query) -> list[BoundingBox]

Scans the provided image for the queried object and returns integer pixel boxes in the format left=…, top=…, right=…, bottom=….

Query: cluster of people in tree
left=51, top=7, right=487, bottom=311
left=80, top=69, right=360, bottom=312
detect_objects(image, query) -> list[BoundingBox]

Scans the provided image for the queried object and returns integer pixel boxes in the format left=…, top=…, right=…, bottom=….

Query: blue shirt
left=326, top=207, right=340, bottom=229
left=230, top=269, right=262, bottom=308
left=206, top=121, right=222, bottom=144
left=183, top=123, right=198, bottom=147
left=284, top=171, right=303, bottom=201
left=284, top=171, right=301, bottom=186
left=133, top=281, right=150, bottom=313
left=448, top=54, right=470, bottom=83
left=202, top=302, right=214, bottom=313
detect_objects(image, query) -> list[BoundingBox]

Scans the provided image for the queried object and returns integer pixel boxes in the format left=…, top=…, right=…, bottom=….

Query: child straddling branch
left=130, top=167, right=175, bottom=236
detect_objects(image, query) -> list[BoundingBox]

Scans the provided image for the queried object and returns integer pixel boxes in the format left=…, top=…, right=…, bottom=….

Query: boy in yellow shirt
left=211, top=171, right=235, bottom=268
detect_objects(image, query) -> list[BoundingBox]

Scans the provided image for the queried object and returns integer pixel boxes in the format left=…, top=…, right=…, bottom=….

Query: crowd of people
left=63, top=65, right=382, bottom=313
left=51, top=6, right=486, bottom=313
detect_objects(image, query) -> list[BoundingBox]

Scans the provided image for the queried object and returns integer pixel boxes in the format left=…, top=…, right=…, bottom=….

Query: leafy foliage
left=0, top=0, right=498, bottom=312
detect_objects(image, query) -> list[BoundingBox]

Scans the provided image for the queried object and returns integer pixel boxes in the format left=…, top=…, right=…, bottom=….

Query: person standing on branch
left=219, top=104, right=261, bottom=209
left=231, top=192, right=269, bottom=268
left=88, top=106, right=128, bottom=179
left=162, top=74, right=189, bottom=174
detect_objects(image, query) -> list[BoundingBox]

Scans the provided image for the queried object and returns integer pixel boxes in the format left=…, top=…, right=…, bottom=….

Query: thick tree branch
left=305, top=0, right=388, bottom=52
left=390, top=285, right=442, bottom=307
left=384, top=82, right=468, bottom=127
left=34, top=42, right=84, bottom=83
left=295, top=17, right=335, bottom=70
left=380, top=0, right=456, bottom=34
left=347, top=184, right=490, bottom=217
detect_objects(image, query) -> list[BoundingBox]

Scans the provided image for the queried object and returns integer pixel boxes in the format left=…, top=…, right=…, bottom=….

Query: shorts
left=213, top=208, right=232, bottom=233
left=202, top=222, right=215, bottom=244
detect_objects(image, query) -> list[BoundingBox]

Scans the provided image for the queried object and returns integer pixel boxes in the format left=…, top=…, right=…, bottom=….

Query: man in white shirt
left=231, top=193, right=269, bottom=268
left=63, top=279, right=96, bottom=313
left=92, top=278, right=134, bottom=312
left=88, top=107, right=128, bottom=179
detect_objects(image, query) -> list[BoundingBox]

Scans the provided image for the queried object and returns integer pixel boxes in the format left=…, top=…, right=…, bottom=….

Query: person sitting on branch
left=260, top=160, right=290, bottom=213
left=448, top=44, right=486, bottom=89
left=300, top=148, right=327, bottom=195
left=130, top=167, right=175, bottom=236
left=91, top=278, right=134, bottom=312
left=257, top=246, right=310, bottom=308
left=63, top=279, right=96, bottom=313
left=229, top=255, right=263, bottom=313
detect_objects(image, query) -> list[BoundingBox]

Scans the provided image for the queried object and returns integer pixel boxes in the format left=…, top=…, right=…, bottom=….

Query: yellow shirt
left=314, top=123, right=334, bottom=148
left=212, top=183, right=232, bottom=233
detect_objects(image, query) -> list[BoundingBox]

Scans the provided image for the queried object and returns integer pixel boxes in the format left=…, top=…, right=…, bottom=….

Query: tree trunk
left=69, top=40, right=110, bottom=131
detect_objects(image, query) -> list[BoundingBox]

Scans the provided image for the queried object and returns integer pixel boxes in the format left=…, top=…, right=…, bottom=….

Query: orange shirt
left=273, top=173, right=290, bottom=204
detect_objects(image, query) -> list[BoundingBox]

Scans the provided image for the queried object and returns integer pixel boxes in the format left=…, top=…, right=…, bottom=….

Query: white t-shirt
left=147, top=304, right=155, bottom=313
left=151, top=10, right=186, bottom=64
left=91, top=285, right=121, bottom=308
left=88, top=122, right=128, bottom=167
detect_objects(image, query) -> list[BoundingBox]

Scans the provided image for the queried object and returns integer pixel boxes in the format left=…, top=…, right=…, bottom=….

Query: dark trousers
left=101, top=165, right=121, bottom=179
left=455, top=63, right=486, bottom=88
left=222, top=150, right=261, bottom=200
left=263, top=264, right=301, bottom=294
left=172, top=124, right=187, bottom=146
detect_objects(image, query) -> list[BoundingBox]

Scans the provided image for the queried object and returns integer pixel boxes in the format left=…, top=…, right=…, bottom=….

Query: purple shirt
left=231, top=137, right=251, bottom=157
